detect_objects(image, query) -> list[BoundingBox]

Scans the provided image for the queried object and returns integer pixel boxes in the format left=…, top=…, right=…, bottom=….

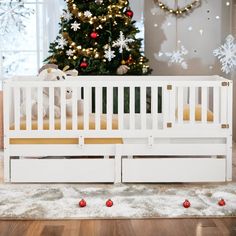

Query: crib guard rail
left=3, top=76, right=232, bottom=136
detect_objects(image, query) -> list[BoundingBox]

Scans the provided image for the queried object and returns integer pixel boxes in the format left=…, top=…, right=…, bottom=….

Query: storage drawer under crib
left=122, top=158, right=226, bottom=182
left=11, top=158, right=115, bottom=183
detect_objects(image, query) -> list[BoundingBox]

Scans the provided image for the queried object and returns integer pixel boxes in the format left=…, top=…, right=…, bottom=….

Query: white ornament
left=117, top=65, right=130, bottom=75
left=213, top=34, right=236, bottom=74
left=112, top=31, right=134, bottom=53
left=165, top=46, right=188, bottom=69
left=56, top=35, right=68, bottom=49
left=95, top=0, right=103, bottom=3
left=84, top=10, right=92, bottom=18
left=62, top=11, right=72, bottom=21
left=71, top=21, right=81, bottom=31
left=104, top=46, right=116, bottom=62
left=66, top=49, right=74, bottom=56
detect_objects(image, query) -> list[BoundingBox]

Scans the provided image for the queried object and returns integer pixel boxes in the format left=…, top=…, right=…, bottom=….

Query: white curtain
left=43, top=0, right=65, bottom=58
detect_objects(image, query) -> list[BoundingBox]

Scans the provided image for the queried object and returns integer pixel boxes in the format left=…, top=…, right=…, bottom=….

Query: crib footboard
left=3, top=76, right=232, bottom=183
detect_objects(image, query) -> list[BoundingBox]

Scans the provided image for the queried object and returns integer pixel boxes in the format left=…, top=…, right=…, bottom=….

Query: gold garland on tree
left=154, top=0, right=201, bottom=16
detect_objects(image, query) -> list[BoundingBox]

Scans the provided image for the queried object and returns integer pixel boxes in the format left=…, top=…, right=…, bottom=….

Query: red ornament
left=90, top=32, right=99, bottom=39
left=183, top=199, right=191, bottom=208
left=79, top=199, right=87, bottom=207
left=80, top=58, right=88, bottom=68
left=106, top=199, right=113, bottom=207
left=218, top=198, right=226, bottom=206
left=125, top=9, right=133, bottom=18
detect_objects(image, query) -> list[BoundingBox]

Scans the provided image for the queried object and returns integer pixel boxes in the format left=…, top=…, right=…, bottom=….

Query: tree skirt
left=0, top=183, right=236, bottom=219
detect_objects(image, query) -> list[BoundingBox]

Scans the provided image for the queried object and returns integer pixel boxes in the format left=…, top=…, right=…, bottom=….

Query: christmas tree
left=45, top=0, right=152, bottom=75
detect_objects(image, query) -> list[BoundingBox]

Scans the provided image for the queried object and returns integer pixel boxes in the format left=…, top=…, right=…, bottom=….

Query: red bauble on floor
left=183, top=199, right=191, bottom=208
left=106, top=199, right=113, bottom=207
left=79, top=199, right=87, bottom=207
left=218, top=198, right=226, bottom=206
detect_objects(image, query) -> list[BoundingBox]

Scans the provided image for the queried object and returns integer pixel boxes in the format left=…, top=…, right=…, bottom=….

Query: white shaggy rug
left=0, top=183, right=236, bottom=219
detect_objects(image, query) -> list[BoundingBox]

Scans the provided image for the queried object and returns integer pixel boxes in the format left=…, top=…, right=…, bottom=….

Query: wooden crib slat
left=83, top=86, right=89, bottom=130
left=201, top=87, right=207, bottom=123
left=129, top=86, right=135, bottom=130
left=72, top=87, right=78, bottom=130
left=177, top=87, right=183, bottom=124
left=26, top=87, right=32, bottom=130
left=213, top=86, right=219, bottom=124
left=220, top=85, right=227, bottom=124
left=151, top=86, right=158, bottom=130
left=95, top=86, right=101, bottom=130
left=49, top=87, right=54, bottom=130
left=107, top=86, right=113, bottom=130
left=60, top=87, right=66, bottom=130
left=169, top=85, right=175, bottom=126
left=14, top=87, right=20, bottom=130
left=37, top=87, right=43, bottom=130
left=140, top=86, right=146, bottom=129
left=189, top=86, right=196, bottom=123
left=88, top=87, right=92, bottom=114
left=162, top=86, right=166, bottom=128
left=118, top=86, right=124, bottom=130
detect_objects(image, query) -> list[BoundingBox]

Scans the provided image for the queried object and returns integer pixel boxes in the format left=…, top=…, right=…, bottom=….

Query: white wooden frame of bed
left=3, top=76, right=232, bottom=183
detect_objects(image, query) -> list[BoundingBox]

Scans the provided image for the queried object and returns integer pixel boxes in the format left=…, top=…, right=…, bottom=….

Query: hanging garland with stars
left=154, top=0, right=201, bottom=17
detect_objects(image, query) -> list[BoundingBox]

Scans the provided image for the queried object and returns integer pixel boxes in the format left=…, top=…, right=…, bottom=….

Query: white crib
left=3, top=76, right=232, bottom=183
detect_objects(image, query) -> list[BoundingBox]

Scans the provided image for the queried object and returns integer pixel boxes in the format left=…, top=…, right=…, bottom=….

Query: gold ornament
left=154, top=0, right=201, bottom=17
left=121, top=60, right=126, bottom=65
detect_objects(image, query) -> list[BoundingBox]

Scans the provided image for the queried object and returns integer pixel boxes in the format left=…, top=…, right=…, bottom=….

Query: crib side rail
left=3, top=78, right=232, bottom=139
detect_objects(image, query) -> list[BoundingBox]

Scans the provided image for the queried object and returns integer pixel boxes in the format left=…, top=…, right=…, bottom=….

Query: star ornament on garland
left=112, top=31, right=134, bottom=53
left=62, top=10, right=72, bottom=21
left=56, top=35, right=68, bottom=49
left=213, top=34, right=236, bottom=74
left=104, top=46, right=116, bottom=61
left=165, top=46, right=188, bottom=69
left=71, top=21, right=81, bottom=31
left=66, top=49, right=74, bottom=56
left=84, top=10, right=92, bottom=18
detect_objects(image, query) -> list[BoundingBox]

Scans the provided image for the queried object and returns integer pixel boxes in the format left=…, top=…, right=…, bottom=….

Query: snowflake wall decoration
left=165, top=46, right=189, bottom=69
left=112, top=31, right=134, bottom=53
left=0, top=0, right=34, bottom=36
left=213, top=34, right=236, bottom=74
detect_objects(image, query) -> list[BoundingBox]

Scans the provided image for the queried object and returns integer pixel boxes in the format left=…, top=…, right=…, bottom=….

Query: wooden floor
left=0, top=218, right=235, bottom=236
left=0, top=148, right=235, bottom=236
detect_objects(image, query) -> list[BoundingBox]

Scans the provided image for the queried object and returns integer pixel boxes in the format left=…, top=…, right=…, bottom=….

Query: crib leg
left=226, top=137, right=232, bottom=181
left=115, top=155, right=121, bottom=183
left=4, top=149, right=10, bottom=182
